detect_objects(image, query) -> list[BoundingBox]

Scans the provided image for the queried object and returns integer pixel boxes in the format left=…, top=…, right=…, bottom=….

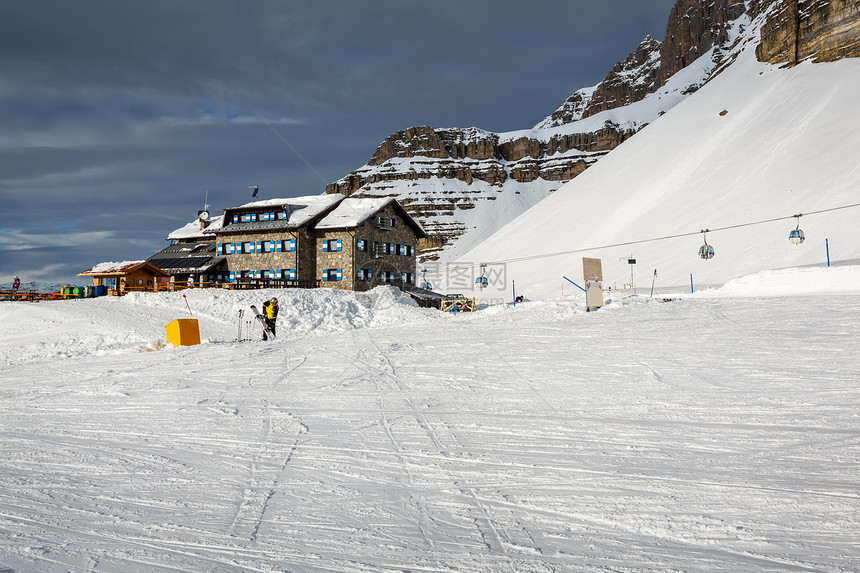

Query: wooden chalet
left=78, top=260, right=169, bottom=295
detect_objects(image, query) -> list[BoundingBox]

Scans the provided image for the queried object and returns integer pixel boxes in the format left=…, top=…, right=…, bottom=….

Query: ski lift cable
left=475, top=200, right=860, bottom=268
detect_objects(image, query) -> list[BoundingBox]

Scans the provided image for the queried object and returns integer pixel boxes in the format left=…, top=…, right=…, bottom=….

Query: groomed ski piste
left=2, top=267, right=859, bottom=572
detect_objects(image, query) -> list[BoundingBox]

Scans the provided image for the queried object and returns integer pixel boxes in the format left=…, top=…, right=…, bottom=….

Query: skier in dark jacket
left=12, top=276, right=20, bottom=291
left=261, top=297, right=279, bottom=340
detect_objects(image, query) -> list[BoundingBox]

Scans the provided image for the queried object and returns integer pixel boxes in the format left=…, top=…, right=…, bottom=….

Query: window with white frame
left=322, top=238, right=343, bottom=252
left=322, top=268, right=343, bottom=282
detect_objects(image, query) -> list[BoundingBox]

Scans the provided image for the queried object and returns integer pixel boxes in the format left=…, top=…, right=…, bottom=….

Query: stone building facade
left=315, top=201, right=426, bottom=291
left=203, top=194, right=425, bottom=291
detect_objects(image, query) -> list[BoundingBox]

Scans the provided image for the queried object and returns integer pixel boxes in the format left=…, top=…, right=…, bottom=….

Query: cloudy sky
left=0, top=0, right=677, bottom=286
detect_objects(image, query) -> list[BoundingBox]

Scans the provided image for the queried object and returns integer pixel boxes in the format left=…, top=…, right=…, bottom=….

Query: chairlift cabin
left=789, top=215, right=805, bottom=244
left=476, top=264, right=488, bottom=289
left=698, top=231, right=715, bottom=260
left=419, top=269, right=432, bottom=290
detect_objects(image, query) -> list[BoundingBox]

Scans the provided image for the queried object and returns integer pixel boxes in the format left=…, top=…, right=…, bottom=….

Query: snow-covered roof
left=315, top=197, right=427, bottom=237
left=315, top=197, right=396, bottom=229
left=211, top=194, right=347, bottom=235
left=167, top=215, right=224, bottom=241
left=234, top=194, right=345, bottom=226
left=78, top=260, right=167, bottom=276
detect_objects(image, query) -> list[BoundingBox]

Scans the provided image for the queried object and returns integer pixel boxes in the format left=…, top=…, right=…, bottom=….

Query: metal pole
left=650, top=270, right=657, bottom=298
left=512, top=280, right=516, bottom=307
left=690, top=274, right=694, bottom=294
left=562, top=276, right=586, bottom=292
left=826, top=238, right=831, bottom=267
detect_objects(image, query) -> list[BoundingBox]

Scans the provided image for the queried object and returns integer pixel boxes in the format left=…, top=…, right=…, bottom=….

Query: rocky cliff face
left=327, top=0, right=860, bottom=263
left=756, top=0, right=860, bottom=65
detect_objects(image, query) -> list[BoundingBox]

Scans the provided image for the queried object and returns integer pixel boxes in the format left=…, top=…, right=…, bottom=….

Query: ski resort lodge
left=141, top=194, right=426, bottom=292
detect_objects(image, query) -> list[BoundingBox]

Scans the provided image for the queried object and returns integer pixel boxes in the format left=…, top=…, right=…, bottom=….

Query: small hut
left=78, top=260, right=168, bottom=295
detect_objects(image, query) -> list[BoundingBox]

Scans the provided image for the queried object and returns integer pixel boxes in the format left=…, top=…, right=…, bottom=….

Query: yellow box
left=165, top=318, right=200, bottom=347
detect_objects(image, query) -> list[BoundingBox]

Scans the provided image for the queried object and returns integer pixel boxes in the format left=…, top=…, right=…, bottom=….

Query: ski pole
left=183, top=294, right=193, bottom=315
left=650, top=270, right=657, bottom=298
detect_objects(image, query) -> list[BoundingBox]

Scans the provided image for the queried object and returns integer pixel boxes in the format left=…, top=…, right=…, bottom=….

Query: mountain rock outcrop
left=756, top=0, right=860, bottom=65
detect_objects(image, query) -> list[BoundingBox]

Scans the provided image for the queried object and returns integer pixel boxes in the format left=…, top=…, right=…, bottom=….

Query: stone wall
left=220, top=232, right=297, bottom=276
left=315, top=204, right=420, bottom=292
left=295, top=228, right=317, bottom=283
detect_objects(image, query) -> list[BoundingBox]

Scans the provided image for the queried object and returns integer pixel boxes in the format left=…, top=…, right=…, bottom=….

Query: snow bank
left=693, top=265, right=860, bottom=298
left=0, top=286, right=438, bottom=368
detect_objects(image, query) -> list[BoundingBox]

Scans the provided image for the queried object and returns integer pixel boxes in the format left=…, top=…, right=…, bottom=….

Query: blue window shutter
left=336, top=269, right=342, bottom=281
left=269, top=240, right=275, bottom=252
left=256, top=241, right=261, bottom=253
left=276, top=240, right=283, bottom=252
left=357, top=239, right=365, bottom=252
left=367, top=270, right=373, bottom=282
left=336, top=239, right=342, bottom=252
left=401, top=272, right=407, bottom=283
left=229, top=271, right=235, bottom=282
left=217, top=243, right=223, bottom=255
left=290, top=238, right=296, bottom=251
left=289, top=269, right=296, bottom=280
left=322, top=241, right=328, bottom=252
left=357, top=269, right=364, bottom=281
left=322, top=269, right=328, bottom=281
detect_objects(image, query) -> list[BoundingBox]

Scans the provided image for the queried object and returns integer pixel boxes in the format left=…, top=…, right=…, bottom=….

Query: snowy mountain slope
left=454, top=44, right=860, bottom=300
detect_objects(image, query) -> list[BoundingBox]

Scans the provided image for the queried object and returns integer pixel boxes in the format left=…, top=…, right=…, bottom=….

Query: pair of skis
left=249, top=305, right=276, bottom=340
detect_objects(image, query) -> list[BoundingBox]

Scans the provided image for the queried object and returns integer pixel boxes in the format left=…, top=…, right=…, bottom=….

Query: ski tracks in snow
left=348, top=327, right=537, bottom=570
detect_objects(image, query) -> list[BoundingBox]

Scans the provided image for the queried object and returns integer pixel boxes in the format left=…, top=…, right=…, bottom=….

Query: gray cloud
left=0, top=0, right=677, bottom=284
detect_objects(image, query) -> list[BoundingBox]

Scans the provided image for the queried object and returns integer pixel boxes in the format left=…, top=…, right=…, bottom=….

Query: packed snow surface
left=1, top=271, right=859, bottom=572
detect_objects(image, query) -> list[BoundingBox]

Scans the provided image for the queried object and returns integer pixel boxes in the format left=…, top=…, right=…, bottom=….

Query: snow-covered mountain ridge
left=327, top=0, right=768, bottom=262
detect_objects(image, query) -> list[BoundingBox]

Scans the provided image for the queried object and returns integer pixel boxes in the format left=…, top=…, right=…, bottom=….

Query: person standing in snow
left=12, top=276, right=20, bottom=291
left=261, top=297, right=279, bottom=340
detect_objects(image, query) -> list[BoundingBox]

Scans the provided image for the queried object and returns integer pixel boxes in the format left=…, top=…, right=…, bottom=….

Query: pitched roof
left=315, top=197, right=427, bottom=237
left=167, top=215, right=224, bottom=241
left=78, top=260, right=168, bottom=277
